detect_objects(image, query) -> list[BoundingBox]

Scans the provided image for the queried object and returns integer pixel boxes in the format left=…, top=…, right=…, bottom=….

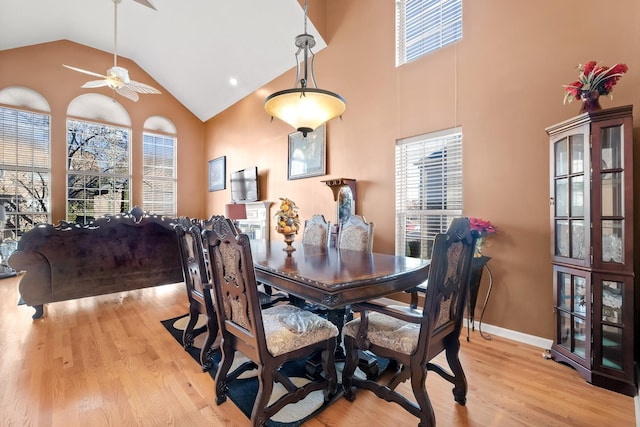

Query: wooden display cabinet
left=546, top=105, right=636, bottom=396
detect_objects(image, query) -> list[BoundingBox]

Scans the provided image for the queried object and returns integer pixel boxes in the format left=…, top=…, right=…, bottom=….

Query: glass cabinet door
left=591, top=119, right=632, bottom=273
left=554, top=266, right=591, bottom=363
left=552, top=132, right=590, bottom=267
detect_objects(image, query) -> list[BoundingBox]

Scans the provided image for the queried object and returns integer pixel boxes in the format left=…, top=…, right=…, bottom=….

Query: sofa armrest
left=9, top=250, right=52, bottom=308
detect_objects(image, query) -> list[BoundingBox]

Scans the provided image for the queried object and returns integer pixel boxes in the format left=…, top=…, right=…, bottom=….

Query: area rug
left=162, top=314, right=376, bottom=427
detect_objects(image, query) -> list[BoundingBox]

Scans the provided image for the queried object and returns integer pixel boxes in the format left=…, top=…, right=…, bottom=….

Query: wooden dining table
left=250, top=239, right=430, bottom=310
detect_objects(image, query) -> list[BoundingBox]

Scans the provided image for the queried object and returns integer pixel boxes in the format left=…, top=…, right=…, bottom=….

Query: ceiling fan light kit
left=63, top=0, right=160, bottom=102
left=264, top=0, right=345, bottom=136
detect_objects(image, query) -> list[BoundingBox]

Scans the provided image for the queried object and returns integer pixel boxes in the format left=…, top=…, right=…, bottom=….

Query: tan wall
left=0, top=40, right=205, bottom=221
left=203, top=0, right=640, bottom=339
left=2, top=1, right=639, bottom=340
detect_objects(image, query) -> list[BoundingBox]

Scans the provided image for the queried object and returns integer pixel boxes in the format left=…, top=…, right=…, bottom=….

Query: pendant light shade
left=265, top=88, right=345, bottom=136
left=264, top=1, right=345, bottom=136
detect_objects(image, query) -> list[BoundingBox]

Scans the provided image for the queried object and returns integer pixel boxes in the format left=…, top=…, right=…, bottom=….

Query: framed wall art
left=208, top=155, right=226, bottom=191
left=287, top=124, right=326, bottom=180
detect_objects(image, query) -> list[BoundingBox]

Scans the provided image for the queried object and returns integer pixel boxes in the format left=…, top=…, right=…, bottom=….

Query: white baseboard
left=465, top=318, right=553, bottom=350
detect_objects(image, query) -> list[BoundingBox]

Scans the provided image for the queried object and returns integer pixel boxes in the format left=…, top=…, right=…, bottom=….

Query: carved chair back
left=302, top=214, right=331, bottom=247
left=336, top=214, right=374, bottom=252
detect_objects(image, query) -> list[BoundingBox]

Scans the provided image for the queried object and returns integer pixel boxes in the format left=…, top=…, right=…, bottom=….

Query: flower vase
left=474, top=236, right=485, bottom=258
left=579, top=91, right=602, bottom=114
left=277, top=227, right=296, bottom=252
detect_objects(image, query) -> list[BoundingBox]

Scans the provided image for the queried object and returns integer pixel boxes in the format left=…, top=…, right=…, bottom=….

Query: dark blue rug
left=161, top=314, right=354, bottom=427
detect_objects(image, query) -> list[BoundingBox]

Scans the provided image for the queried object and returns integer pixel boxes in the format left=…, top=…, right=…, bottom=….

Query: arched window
left=66, top=94, right=131, bottom=223
left=0, top=86, right=51, bottom=240
left=143, top=116, right=176, bottom=217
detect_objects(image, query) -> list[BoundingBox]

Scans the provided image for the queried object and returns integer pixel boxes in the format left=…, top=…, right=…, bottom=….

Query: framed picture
left=288, top=124, right=326, bottom=180
left=208, top=156, right=226, bottom=191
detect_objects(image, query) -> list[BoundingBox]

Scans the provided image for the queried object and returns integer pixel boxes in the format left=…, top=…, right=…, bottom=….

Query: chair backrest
left=336, top=214, right=374, bottom=252
left=174, top=219, right=210, bottom=302
left=203, top=215, right=267, bottom=361
left=421, top=217, right=476, bottom=359
left=302, top=214, right=331, bottom=247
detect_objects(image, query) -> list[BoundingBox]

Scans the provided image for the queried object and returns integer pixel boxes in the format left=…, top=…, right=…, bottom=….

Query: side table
left=467, top=255, right=493, bottom=341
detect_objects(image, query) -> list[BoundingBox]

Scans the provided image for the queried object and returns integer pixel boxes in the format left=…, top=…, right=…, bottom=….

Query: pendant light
left=264, top=0, right=346, bottom=136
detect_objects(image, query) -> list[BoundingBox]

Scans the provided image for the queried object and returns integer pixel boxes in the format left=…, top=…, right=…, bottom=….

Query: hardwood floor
left=0, top=274, right=635, bottom=426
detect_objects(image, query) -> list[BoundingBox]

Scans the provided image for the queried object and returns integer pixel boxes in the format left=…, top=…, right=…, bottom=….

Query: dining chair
left=341, top=216, right=476, bottom=427
left=174, top=219, right=218, bottom=372
left=203, top=216, right=339, bottom=427
left=302, top=214, right=331, bottom=247
left=336, top=214, right=374, bottom=252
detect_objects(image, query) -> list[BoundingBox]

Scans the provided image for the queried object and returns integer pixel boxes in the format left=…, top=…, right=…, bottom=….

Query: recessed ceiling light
left=229, top=77, right=238, bottom=86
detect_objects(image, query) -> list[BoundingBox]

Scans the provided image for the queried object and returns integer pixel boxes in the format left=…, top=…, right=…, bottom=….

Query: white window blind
left=395, top=127, right=463, bottom=258
left=0, top=106, right=51, bottom=239
left=66, top=119, right=131, bottom=223
left=142, top=132, right=176, bottom=217
left=396, top=0, right=463, bottom=66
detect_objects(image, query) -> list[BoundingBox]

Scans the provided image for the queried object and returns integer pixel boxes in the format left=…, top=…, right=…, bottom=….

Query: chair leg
left=182, top=306, right=199, bottom=349
left=411, top=368, right=436, bottom=427
left=214, top=340, right=235, bottom=405
left=445, top=339, right=467, bottom=405
left=342, top=335, right=359, bottom=401
left=321, top=339, right=338, bottom=401
left=199, top=317, right=218, bottom=372
left=251, top=366, right=274, bottom=427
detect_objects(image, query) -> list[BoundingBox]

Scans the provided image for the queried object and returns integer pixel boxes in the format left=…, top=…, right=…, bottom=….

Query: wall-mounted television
left=230, top=166, right=259, bottom=202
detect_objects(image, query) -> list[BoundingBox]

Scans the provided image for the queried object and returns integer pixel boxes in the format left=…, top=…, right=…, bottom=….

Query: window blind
left=395, top=127, right=463, bottom=258
left=396, top=0, right=463, bottom=66
left=0, top=106, right=51, bottom=238
left=143, top=132, right=176, bottom=217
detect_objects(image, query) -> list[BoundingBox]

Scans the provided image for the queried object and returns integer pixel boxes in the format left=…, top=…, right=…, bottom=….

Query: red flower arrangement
left=469, top=217, right=497, bottom=236
left=563, top=61, right=628, bottom=104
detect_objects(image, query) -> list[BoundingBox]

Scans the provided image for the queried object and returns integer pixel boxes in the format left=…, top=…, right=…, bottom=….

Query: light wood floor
left=0, top=274, right=635, bottom=427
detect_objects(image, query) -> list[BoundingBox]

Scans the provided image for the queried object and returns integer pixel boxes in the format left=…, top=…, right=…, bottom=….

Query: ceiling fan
left=63, top=0, right=160, bottom=102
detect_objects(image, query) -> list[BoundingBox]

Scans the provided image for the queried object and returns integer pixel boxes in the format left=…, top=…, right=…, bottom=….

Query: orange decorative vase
left=579, top=91, right=602, bottom=114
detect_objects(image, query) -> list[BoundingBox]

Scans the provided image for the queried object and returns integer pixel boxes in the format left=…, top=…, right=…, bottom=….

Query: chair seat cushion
left=343, top=312, right=419, bottom=355
left=263, top=305, right=339, bottom=356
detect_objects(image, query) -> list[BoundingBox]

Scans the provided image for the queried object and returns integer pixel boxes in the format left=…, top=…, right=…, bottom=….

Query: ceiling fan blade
left=133, top=0, right=156, bottom=10
left=81, top=79, right=111, bottom=89
left=116, top=86, right=140, bottom=102
left=126, top=80, right=161, bottom=95
left=63, top=64, right=108, bottom=79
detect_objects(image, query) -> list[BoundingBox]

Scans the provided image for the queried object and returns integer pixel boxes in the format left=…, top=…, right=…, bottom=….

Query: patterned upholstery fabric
left=337, top=215, right=374, bottom=252
left=343, top=311, right=420, bottom=354
left=302, top=224, right=328, bottom=246
left=339, top=227, right=369, bottom=251
left=263, top=305, right=338, bottom=356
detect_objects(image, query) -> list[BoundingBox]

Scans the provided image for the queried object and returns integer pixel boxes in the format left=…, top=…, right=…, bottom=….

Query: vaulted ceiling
left=0, top=0, right=326, bottom=122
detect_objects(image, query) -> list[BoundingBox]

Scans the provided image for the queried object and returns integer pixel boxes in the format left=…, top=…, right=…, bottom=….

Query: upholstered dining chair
left=302, top=214, right=331, bottom=247
left=336, top=214, right=374, bottom=252
left=174, top=219, right=218, bottom=372
left=203, top=216, right=339, bottom=427
left=341, top=217, right=476, bottom=427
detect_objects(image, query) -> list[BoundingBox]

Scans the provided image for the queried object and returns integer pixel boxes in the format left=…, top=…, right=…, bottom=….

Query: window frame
left=395, top=127, right=463, bottom=258
left=66, top=118, right=132, bottom=224
left=396, top=0, right=463, bottom=66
